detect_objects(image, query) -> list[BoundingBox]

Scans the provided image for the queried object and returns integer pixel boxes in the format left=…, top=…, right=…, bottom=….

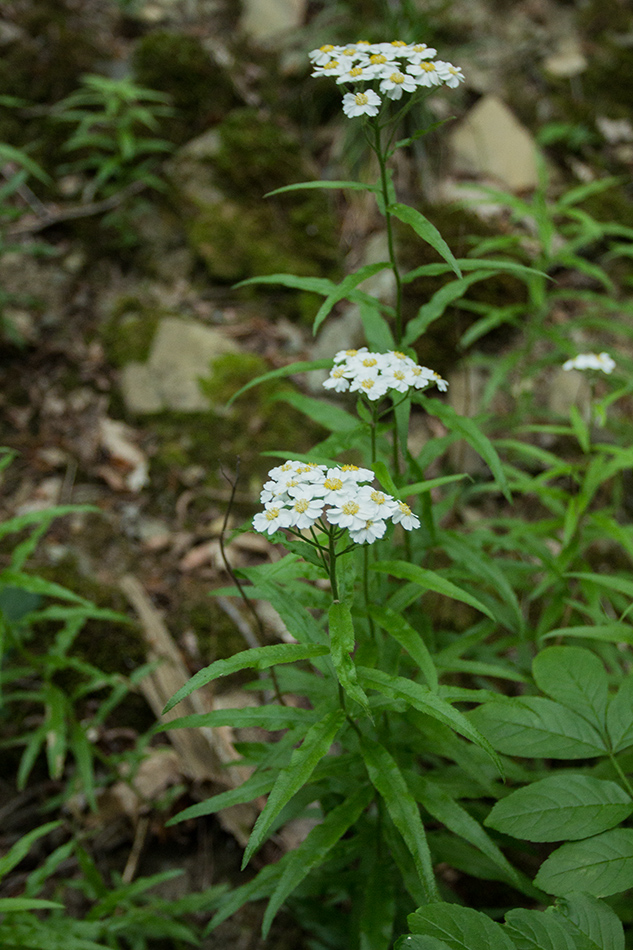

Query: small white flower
left=357, top=486, right=399, bottom=519
left=326, top=497, right=372, bottom=530
left=379, top=70, right=418, bottom=100
left=287, top=493, right=325, bottom=529
left=435, top=61, right=465, bottom=87
left=349, top=374, right=390, bottom=400
left=308, top=44, right=338, bottom=65
left=432, top=372, right=449, bottom=392
left=336, top=65, right=372, bottom=85
left=407, top=43, right=437, bottom=64
left=342, top=89, right=382, bottom=117
left=562, top=352, right=616, bottom=374
left=407, top=61, right=442, bottom=86
left=338, top=464, right=375, bottom=482
left=349, top=518, right=387, bottom=544
left=391, top=500, right=421, bottom=530
left=312, top=59, right=346, bottom=78
left=323, top=366, right=351, bottom=392
left=253, top=505, right=292, bottom=535
left=333, top=347, right=368, bottom=364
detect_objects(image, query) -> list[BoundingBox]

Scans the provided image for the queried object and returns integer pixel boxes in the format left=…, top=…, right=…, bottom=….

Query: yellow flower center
left=362, top=357, right=377, bottom=367
left=391, top=40, right=407, bottom=46
left=324, top=60, right=340, bottom=70
left=320, top=44, right=335, bottom=53
left=349, top=67, right=364, bottom=77
left=412, top=44, right=428, bottom=52
left=324, top=478, right=343, bottom=491
left=420, top=62, right=437, bottom=72
left=294, top=499, right=310, bottom=513
left=343, top=47, right=356, bottom=56
left=398, top=502, right=412, bottom=515
left=394, top=370, right=406, bottom=380
left=389, top=72, right=405, bottom=84
left=345, top=349, right=358, bottom=356
left=356, top=40, right=370, bottom=46
left=393, top=351, right=406, bottom=359
left=332, top=367, right=345, bottom=378
left=265, top=508, right=280, bottom=520
left=342, top=464, right=359, bottom=471
left=342, top=501, right=360, bottom=515
left=355, top=93, right=369, bottom=105
left=369, top=54, right=387, bottom=64
left=361, top=378, right=375, bottom=389
left=371, top=491, right=386, bottom=505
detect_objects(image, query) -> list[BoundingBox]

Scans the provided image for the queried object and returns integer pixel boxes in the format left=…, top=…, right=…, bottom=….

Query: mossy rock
left=132, top=31, right=239, bottom=142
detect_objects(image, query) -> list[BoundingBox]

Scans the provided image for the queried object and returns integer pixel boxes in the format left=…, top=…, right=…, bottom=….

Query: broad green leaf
left=360, top=298, right=396, bottom=350
left=387, top=203, right=461, bottom=276
left=535, top=828, right=633, bottom=897
left=272, top=390, right=359, bottom=432
left=242, top=709, right=346, bottom=867
left=162, top=643, right=329, bottom=714
left=360, top=737, right=438, bottom=902
left=503, top=908, right=584, bottom=950
left=329, top=601, right=371, bottom=715
left=358, top=668, right=502, bottom=773
left=403, top=272, right=495, bottom=345
left=469, top=697, right=607, bottom=758
left=262, top=786, right=372, bottom=937
left=532, top=646, right=608, bottom=729
left=410, top=775, right=528, bottom=893
left=396, top=936, right=452, bottom=950
left=607, top=676, right=633, bottom=753
left=408, top=903, right=515, bottom=950
left=226, top=358, right=333, bottom=406
left=485, top=775, right=633, bottom=842
left=419, top=398, right=511, bottom=501
left=372, top=560, right=496, bottom=620
left=554, top=892, right=625, bottom=950
left=265, top=179, right=381, bottom=197
left=369, top=605, right=438, bottom=691
left=313, top=262, right=392, bottom=335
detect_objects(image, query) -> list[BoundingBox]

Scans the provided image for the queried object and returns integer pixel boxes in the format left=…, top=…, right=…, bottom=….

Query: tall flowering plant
left=161, top=36, right=633, bottom=950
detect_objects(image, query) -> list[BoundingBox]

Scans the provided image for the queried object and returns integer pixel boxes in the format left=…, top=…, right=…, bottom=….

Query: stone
left=119, top=316, right=238, bottom=413
left=239, top=0, right=306, bottom=44
left=543, top=36, right=587, bottom=78
left=448, top=95, right=539, bottom=192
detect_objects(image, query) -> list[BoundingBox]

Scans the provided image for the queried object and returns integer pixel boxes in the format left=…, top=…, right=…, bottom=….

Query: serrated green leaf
left=372, top=560, right=496, bottom=621
left=469, top=697, right=607, bottom=758
left=396, top=938, right=452, bottom=950
left=162, top=643, right=329, bottom=714
left=242, top=709, right=346, bottom=867
left=503, top=908, right=582, bottom=950
left=554, top=892, right=625, bottom=950
left=387, top=203, right=461, bottom=277
left=369, top=605, right=438, bottom=691
left=535, top=829, right=633, bottom=897
left=607, top=676, right=633, bottom=753
left=408, top=903, right=515, bottom=950
left=486, top=775, right=633, bottom=842
left=532, top=646, right=609, bottom=729
left=262, top=785, right=372, bottom=937
left=358, top=668, right=502, bottom=774
left=360, top=737, right=438, bottom=902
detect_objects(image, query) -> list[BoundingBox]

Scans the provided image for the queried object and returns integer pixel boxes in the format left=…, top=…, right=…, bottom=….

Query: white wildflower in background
left=252, top=459, right=419, bottom=545
left=309, top=40, right=465, bottom=117
left=323, top=349, right=448, bottom=400
left=562, top=353, right=616, bottom=375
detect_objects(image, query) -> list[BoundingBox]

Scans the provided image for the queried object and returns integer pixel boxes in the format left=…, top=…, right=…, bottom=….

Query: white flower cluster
left=562, top=352, right=615, bottom=375
left=253, top=460, right=420, bottom=544
left=309, top=40, right=464, bottom=117
left=323, top=347, right=448, bottom=400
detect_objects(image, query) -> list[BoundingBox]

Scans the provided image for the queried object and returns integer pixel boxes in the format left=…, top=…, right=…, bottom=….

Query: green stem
left=373, top=119, right=404, bottom=345
left=328, top=528, right=339, bottom=601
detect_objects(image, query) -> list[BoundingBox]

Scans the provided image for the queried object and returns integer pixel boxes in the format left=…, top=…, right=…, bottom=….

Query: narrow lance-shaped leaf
left=387, top=203, right=461, bottom=277
left=265, top=180, right=382, bottom=198
left=329, top=601, right=371, bottom=716
left=403, top=271, right=497, bottom=346
left=242, top=709, right=346, bottom=868
left=262, top=785, right=372, bottom=936
left=163, top=643, right=329, bottom=714
left=360, top=736, right=439, bottom=903
left=226, top=358, right=333, bottom=406
left=372, top=560, right=496, bottom=620
left=369, top=605, right=438, bottom=692
left=313, top=262, right=393, bottom=335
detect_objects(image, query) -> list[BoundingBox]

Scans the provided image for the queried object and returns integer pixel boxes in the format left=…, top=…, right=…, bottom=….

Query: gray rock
left=120, top=316, right=237, bottom=413
left=240, top=0, right=306, bottom=44
left=448, top=95, right=539, bottom=192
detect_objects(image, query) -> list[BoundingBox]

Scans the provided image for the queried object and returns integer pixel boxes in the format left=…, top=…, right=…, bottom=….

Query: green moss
left=101, top=302, right=161, bottom=368
left=132, top=31, right=238, bottom=142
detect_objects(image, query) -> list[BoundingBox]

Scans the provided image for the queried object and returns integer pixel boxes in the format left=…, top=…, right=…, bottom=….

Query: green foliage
left=53, top=74, right=174, bottom=201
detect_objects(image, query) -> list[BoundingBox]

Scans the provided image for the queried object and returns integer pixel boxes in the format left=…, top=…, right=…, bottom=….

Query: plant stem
left=373, top=119, right=404, bottom=345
